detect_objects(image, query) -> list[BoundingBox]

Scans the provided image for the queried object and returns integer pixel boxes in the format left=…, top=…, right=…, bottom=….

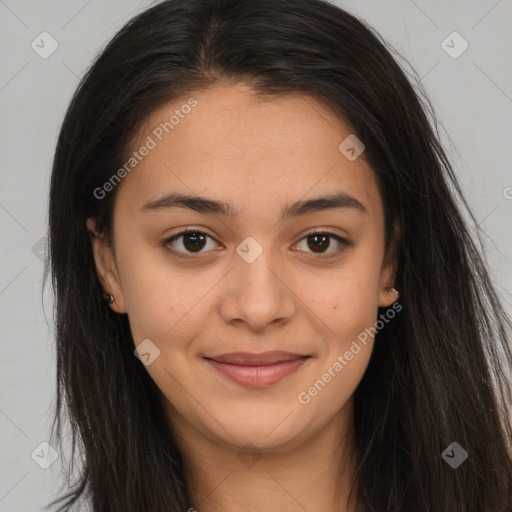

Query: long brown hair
left=44, top=0, right=512, bottom=510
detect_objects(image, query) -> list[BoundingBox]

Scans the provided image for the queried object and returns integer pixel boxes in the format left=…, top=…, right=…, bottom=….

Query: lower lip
left=205, top=357, right=310, bottom=388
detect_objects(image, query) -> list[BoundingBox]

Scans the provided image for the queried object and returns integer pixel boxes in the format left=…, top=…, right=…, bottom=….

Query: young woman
left=44, top=0, right=512, bottom=511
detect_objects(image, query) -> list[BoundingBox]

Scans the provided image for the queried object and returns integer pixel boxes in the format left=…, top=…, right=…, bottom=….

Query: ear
left=378, top=218, right=400, bottom=308
left=86, top=217, right=127, bottom=314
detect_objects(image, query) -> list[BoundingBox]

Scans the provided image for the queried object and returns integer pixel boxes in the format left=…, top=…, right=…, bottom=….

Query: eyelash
left=162, top=227, right=352, bottom=260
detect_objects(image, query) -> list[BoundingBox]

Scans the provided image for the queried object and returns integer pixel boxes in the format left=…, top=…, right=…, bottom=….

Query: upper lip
left=205, top=351, right=310, bottom=366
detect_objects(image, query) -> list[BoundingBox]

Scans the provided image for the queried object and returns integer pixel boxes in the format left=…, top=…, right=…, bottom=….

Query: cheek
left=323, top=294, right=377, bottom=380
left=298, top=256, right=380, bottom=334
left=294, top=254, right=381, bottom=394
left=115, top=243, right=197, bottom=349
left=122, top=261, right=208, bottom=404
left=296, top=286, right=378, bottom=417
left=124, top=273, right=203, bottom=348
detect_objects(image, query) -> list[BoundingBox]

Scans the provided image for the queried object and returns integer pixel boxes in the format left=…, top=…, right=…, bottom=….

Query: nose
left=217, top=247, right=297, bottom=332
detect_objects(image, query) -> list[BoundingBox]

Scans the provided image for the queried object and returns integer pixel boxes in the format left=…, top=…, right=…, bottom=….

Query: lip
left=204, top=352, right=311, bottom=388
left=205, top=350, right=308, bottom=366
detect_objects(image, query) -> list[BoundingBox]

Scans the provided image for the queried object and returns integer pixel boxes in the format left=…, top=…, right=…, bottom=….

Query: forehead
left=115, top=82, right=382, bottom=220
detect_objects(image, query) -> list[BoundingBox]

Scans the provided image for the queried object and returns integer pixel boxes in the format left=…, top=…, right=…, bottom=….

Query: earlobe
left=380, top=286, right=400, bottom=307
left=86, top=217, right=127, bottom=314
left=378, top=219, right=400, bottom=308
left=378, top=261, right=400, bottom=306
left=378, top=266, right=400, bottom=307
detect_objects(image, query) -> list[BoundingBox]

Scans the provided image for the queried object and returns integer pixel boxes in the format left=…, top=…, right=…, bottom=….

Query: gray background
left=0, top=0, right=511, bottom=510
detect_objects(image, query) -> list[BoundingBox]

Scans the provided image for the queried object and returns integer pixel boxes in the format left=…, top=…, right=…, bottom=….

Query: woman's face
left=88, top=82, right=397, bottom=452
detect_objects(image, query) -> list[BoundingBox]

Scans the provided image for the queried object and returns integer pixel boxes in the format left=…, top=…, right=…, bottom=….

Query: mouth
left=203, top=351, right=311, bottom=388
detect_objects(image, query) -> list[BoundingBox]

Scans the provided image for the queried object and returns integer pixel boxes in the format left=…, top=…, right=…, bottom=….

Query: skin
left=87, top=81, right=398, bottom=512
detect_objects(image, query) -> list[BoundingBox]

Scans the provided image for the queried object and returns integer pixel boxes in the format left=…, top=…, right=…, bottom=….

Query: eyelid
left=162, top=227, right=352, bottom=259
left=163, top=227, right=221, bottom=259
left=292, top=229, right=352, bottom=259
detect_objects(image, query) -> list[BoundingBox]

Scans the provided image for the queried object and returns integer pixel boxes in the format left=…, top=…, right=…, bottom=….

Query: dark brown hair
left=44, top=0, right=512, bottom=510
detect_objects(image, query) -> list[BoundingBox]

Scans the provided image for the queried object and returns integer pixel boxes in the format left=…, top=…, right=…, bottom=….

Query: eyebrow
left=140, top=191, right=367, bottom=219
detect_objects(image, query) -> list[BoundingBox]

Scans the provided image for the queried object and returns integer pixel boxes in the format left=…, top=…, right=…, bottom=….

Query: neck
left=166, top=398, right=360, bottom=512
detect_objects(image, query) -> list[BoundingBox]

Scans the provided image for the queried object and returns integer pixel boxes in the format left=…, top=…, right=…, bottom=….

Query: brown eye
left=307, top=233, right=330, bottom=253
left=164, top=229, right=218, bottom=257
left=163, top=228, right=350, bottom=260
left=181, top=231, right=207, bottom=252
left=295, top=231, right=350, bottom=257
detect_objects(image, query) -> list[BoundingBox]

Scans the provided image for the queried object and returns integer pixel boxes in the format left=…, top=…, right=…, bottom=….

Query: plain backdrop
left=0, top=0, right=511, bottom=510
